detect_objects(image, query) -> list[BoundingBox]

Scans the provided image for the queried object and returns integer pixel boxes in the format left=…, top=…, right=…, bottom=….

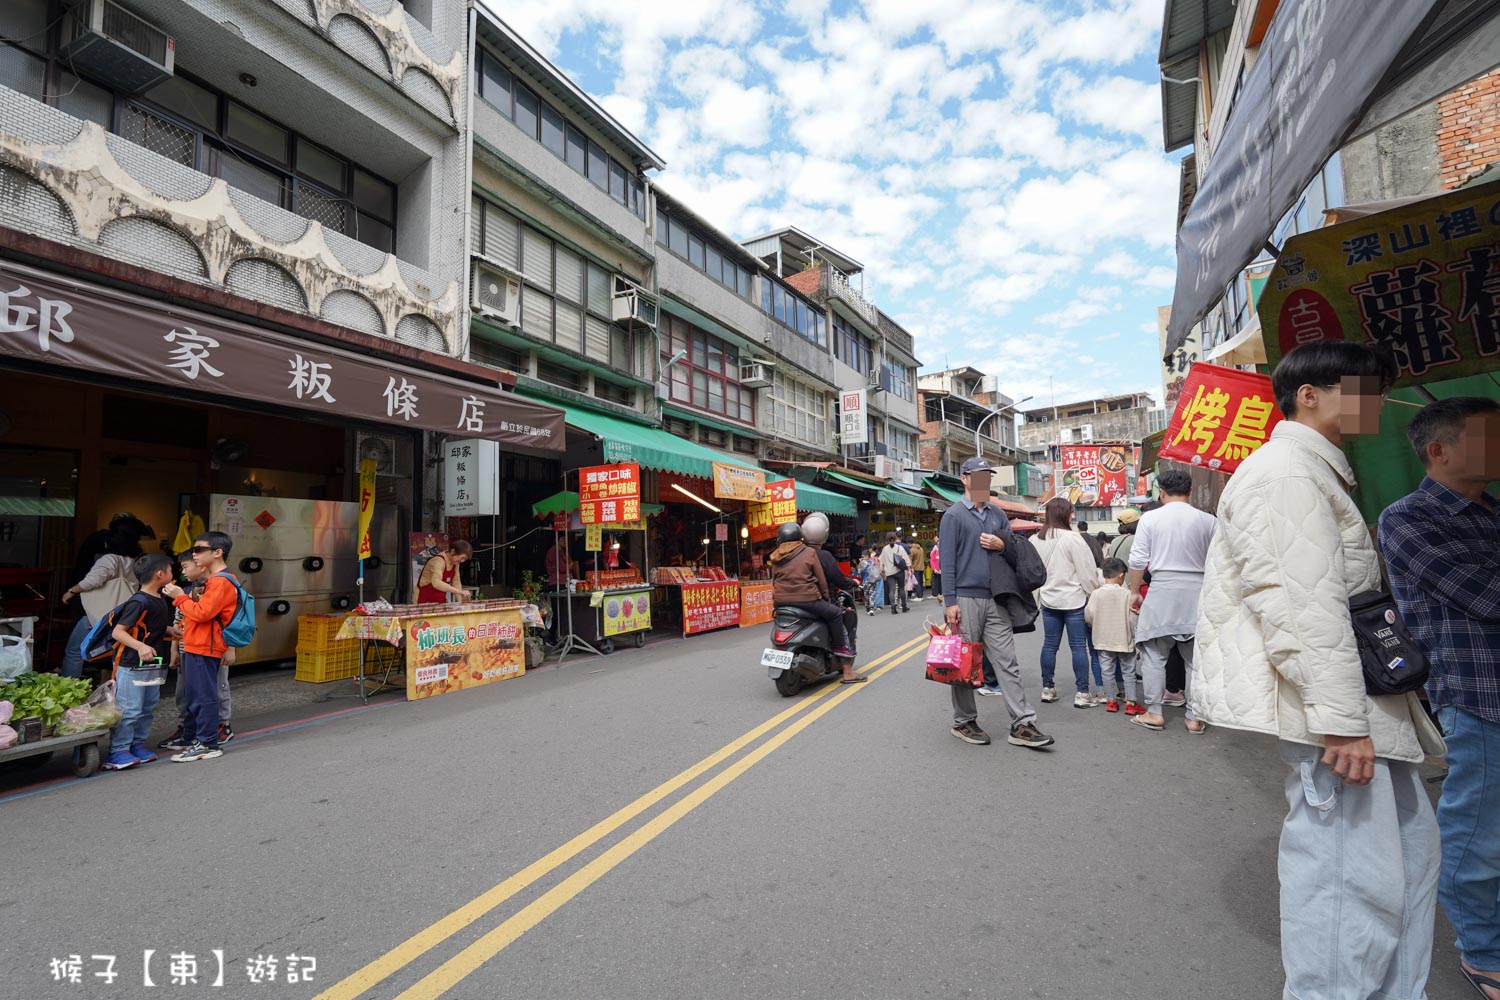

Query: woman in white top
left=1030, top=498, right=1102, bottom=708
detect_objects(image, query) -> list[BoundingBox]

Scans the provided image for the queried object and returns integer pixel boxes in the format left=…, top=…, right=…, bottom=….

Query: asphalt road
left=1, top=606, right=1469, bottom=999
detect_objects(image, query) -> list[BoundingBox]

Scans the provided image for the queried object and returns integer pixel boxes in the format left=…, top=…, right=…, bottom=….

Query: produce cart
left=0, top=728, right=110, bottom=777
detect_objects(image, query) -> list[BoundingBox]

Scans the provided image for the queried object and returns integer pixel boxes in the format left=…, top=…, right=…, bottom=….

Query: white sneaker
left=1073, top=692, right=1093, bottom=709
left=170, top=742, right=224, bottom=762
left=976, top=685, right=1004, bottom=697
left=1040, top=687, right=1059, bottom=703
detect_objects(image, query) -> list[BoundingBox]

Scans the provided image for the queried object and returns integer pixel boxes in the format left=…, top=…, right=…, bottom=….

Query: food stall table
left=549, top=579, right=652, bottom=658
left=336, top=599, right=529, bottom=702
left=0, top=727, right=109, bottom=777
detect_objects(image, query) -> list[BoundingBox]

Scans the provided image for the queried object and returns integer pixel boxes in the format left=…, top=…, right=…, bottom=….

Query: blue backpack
left=213, top=572, right=256, bottom=648
left=80, top=592, right=155, bottom=665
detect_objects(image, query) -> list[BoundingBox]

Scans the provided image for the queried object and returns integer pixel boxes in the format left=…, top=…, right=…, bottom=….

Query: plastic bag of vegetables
left=56, top=679, right=121, bottom=736
left=0, top=699, right=15, bottom=749
left=1, top=672, right=93, bottom=733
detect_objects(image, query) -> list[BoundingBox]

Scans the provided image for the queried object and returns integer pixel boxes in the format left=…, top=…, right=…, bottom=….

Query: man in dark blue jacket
left=939, top=457, right=1053, bottom=749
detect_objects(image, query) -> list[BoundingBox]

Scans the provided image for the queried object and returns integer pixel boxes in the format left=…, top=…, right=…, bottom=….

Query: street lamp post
left=973, top=394, right=1034, bottom=461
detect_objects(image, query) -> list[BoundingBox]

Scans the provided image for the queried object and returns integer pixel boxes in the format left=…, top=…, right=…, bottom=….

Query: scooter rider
left=769, top=521, right=860, bottom=668
left=801, top=512, right=867, bottom=684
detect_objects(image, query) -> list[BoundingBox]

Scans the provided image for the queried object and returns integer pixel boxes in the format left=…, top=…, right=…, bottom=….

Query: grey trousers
left=1138, top=635, right=1194, bottom=718
left=1099, top=650, right=1137, bottom=702
left=952, top=597, right=1035, bottom=728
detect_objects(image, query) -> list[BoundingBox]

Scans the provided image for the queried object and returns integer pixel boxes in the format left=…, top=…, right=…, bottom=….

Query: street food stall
left=532, top=479, right=658, bottom=658
left=334, top=598, right=529, bottom=701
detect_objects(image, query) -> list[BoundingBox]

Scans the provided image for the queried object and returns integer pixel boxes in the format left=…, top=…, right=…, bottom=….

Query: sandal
left=1130, top=716, right=1164, bottom=731
left=1186, top=722, right=1208, bottom=735
left=1461, top=964, right=1500, bottom=999
left=840, top=675, right=869, bottom=684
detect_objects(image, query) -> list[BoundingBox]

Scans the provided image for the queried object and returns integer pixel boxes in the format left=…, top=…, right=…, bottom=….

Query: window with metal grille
left=536, top=360, right=583, bottom=390
left=470, top=337, right=528, bottom=374
left=295, top=185, right=349, bottom=233
left=119, top=104, right=196, bottom=166
left=594, top=379, right=634, bottom=407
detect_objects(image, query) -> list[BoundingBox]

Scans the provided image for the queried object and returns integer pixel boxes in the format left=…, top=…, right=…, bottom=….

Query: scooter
left=761, top=589, right=858, bottom=697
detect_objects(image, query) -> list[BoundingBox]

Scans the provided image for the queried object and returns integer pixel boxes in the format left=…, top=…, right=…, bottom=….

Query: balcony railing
left=0, top=85, right=457, bottom=352
left=877, top=311, right=915, bottom=357
left=931, top=419, right=1024, bottom=464
left=822, top=266, right=880, bottom=328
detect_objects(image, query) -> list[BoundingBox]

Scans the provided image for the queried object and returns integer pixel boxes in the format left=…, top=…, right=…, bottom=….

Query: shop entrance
left=0, top=369, right=412, bottom=670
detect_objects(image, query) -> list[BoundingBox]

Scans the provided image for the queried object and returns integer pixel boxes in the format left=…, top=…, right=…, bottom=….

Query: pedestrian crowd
left=932, top=341, right=1497, bottom=1000
left=61, top=526, right=247, bottom=768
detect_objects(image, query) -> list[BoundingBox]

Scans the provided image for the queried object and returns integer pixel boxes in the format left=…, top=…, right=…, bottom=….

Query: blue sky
left=486, top=0, right=1182, bottom=410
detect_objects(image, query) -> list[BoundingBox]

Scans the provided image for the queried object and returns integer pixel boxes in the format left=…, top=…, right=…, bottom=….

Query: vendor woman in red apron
left=415, top=540, right=474, bottom=604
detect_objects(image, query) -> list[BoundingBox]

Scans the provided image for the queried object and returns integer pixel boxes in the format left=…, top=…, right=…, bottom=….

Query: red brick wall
left=1438, top=67, right=1500, bottom=189
left=784, top=267, right=822, bottom=297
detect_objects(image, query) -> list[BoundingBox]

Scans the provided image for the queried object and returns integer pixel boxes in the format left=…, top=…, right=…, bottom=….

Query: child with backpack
left=161, top=531, right=252, bottom=762
left=159, top=551, right=236, bottom=752
left=100, top=554, right=175, bottom=770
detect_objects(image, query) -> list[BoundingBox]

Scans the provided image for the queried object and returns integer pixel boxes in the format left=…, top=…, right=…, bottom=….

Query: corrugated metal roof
left=1161, top=54, right=1201, bottom=152
left=1159, top=0, right=1238, bottom=65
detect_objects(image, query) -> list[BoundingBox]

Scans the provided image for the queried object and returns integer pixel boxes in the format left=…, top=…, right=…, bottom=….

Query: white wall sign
left=444, top=438, right=499, bottom=516
left=840, top=389, right=867, bottom=446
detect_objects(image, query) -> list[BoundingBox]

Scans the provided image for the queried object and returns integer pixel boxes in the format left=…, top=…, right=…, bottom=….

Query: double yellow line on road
left=314, top=632, right=930, bottom=1000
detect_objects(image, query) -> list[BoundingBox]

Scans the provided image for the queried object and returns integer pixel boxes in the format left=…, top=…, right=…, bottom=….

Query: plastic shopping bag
left=923, top=618, right=984, bottom=687
left=56, top=679, right=122, bottom=735
left=0, top=699, right=15, bottom=749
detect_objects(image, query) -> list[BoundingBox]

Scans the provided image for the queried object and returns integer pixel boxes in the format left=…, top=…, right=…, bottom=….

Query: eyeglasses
left=190, top=545, right=214, bottom=554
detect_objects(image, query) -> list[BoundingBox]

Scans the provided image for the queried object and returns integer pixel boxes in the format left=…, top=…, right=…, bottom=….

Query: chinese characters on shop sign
left=1260, top=184, right=1500, bottom=386
left=1160, top=363, right=1284, bottom=474
left=578, top=463, right=641, bottom=525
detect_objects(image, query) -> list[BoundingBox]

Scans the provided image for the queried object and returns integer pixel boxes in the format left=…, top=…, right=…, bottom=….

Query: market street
left=0, top=612, right=1470, bottom=1000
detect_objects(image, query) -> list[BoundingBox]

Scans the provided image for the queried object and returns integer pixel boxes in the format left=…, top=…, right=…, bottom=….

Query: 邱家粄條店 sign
left=1259, top=183, right=1500, bottom=387
left=1160, top=363, right=1284, bottom=475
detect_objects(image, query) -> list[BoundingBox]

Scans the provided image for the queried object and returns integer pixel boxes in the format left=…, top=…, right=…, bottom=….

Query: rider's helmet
left=776, top=521, right=802, bottom=544
left=801, top=511, right=830, bottom=546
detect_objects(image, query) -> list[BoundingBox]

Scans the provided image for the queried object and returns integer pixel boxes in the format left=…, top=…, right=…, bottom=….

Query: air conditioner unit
left=471, top=260, right=520, bottom=326
left=611, top=275, right=659, bottom=328
left=357, top=434, right=400, bottom=475
left=874, top=455, right=904, bottom=480
left=62, top=0, right=175, bottom=94
left=1059, top=428, right=1074, bottom=443
left=738, top=360, right=774, bottom=388
left=1080, top=423, right=1094, bottom=442
left=865, top=369, right=883, bottom=391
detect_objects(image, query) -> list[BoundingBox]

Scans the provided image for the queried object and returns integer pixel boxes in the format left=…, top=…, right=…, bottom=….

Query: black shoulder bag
left=1348, top=591, right=1430, bottom=696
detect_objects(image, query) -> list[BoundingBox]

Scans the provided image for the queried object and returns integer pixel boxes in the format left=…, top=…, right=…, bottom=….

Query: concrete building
left=0, top=0, right=576, bottom=664
left=743, top=227, right=922, bottom=482
left=916, top=367, right=1024, bottom=480
left=1158, top=0, right=1500, bottom=364
left=1018, top=393, right=1157, bottom=450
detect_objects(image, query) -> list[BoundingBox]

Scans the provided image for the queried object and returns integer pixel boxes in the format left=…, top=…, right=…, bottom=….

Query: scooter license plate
left=760, top=648, right=794, bottom=670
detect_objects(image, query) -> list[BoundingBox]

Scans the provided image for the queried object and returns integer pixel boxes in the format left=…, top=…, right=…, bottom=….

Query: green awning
left=821, top=469, right=918, bottom=508
left=793, top=481, right=857, bottom=517
left=518, top=393, right=854, bottom=516
left=531, top=490, right=662, bottom=519
left=0, top=496, right=76, bottom=517
left=922, top=476, right=964, bottom=506
left=885, top=481, right=932, bottom=510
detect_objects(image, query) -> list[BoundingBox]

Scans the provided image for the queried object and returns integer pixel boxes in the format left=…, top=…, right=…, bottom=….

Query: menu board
left=682, top=581, right=742, bottom=635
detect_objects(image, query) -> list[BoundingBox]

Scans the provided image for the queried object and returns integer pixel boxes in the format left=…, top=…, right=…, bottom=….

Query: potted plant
left=511, top=571, right=549, bottom=669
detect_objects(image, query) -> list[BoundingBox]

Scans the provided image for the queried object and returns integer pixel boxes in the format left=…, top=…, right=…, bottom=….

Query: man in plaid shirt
left=1379, top=397, right=1500, bottom=999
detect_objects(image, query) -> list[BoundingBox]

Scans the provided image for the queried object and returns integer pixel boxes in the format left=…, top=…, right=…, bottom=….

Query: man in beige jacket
left=1193, top=342, right=1445, bottom=1000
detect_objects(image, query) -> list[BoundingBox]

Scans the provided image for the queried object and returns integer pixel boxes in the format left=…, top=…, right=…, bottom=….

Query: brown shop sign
left=0, top=259, right=564, bottom=451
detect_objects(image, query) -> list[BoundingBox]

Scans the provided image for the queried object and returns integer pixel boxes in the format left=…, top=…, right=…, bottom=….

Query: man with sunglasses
left=161, top=532, right=239, bottom=762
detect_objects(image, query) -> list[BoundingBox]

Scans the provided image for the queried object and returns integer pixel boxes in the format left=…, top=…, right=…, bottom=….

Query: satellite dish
left=210, top=439, right=249, bottom=469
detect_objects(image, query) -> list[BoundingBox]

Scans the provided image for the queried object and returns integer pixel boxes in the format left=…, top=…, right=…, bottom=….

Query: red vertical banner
left=578, top=463, right=641, bottom=525
left=1160, top=363, right=1284, bottom=474
left=747, top=480, right=798, bottom=542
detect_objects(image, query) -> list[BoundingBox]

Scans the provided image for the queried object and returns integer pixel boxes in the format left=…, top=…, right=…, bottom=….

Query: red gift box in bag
left=924, top=619, right=984, bottom=687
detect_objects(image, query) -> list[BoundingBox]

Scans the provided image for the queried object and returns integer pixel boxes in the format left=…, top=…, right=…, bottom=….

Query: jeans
left=59, top=615, right=92, bottom=678
left=912, top=572, right=924, bottom=599
left=953, top=596, right=1035, bottom=728
left=884, top=573, right=908, bottom=612
left=930, top=572, right=940, bottom=597
left=1277, top=739, right=1438, bottom=1000
left=179, top=653, right=223, bottom=748
left=1436, top=706, right=1500, bottom=971
left=110, top=665, right=162, bottom=755
left=1040, top=606, right=1089, bottom=693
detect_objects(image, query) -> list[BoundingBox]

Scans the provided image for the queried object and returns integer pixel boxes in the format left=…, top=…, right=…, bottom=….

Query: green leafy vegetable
left=0, top=673, right=94, bottom=731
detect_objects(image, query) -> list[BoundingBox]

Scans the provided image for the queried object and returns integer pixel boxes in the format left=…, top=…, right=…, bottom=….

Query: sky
left=487, top=0, right=1183, bottom=411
